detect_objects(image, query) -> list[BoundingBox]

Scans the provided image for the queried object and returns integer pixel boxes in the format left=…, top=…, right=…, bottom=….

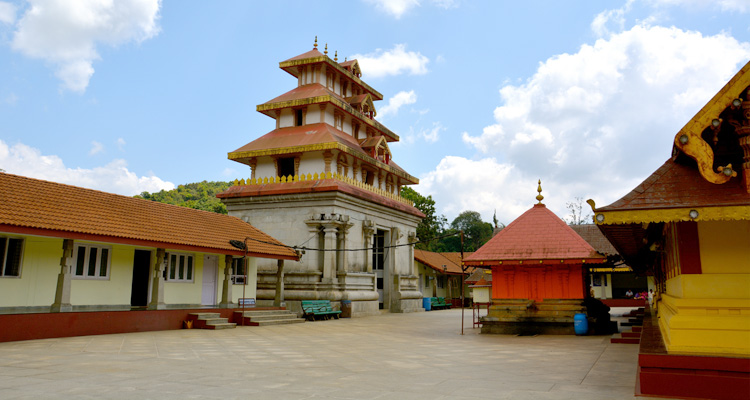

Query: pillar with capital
left=51, top=239, right=74, bottom=313
left=148, top=248, right=167, bottom=310
left=363, top=220, right=375, bottom=273
left=322, top=225, right=338, bottom=281
left=274, top=259, right=285, bottom=307
left=219, top=254, right=234, bottom=308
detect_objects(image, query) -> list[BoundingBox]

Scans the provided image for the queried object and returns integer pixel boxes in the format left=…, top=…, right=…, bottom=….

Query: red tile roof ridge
left=217, top=178, right=425, bottom=218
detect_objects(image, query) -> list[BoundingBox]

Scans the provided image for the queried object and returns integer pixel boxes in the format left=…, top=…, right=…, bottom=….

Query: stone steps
left=234, top=310, right=305, bottom=326
left=188, top=312, right=236, bottom=330
left=611, top=332, right=640, bottom=344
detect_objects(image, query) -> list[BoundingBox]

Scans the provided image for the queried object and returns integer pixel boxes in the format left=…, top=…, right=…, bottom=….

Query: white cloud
left=89, top=141, right=104, bottom=155
left=0, top=140, right=174, bottom=195
left=116, top=137, right=126, bottom=151
left=363, top=0, right=420, bottom=19
left=11, top=0, right=161, bottom=93
left=0, top=1, right=15, bottom=24
left=378, top=90, right=417, bottom=118
left=352, top=44, right=429, bottom=79
left=421, top=122, right=443, bottom=143
left=591, top=0, right=633, bottom=37
left=421, top=24, right=750, bottom=223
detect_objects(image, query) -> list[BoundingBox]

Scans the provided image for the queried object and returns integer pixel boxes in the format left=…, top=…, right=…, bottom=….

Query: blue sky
left=0, top=0, right=749, bottom=225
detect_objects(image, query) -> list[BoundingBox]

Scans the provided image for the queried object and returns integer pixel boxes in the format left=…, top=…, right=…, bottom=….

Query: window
left=165, top=253, right=194, bottom=283
left=437, top=276, right=445, bottom=289
left=0, top=237, right=23, bottom=278
left=73, top=244, right=111, bottom=279
left=295, top=109, right=303, bottom=126
left=231, top=257, right=246, bottom=285
left=278, top=157, right=295, bottom=178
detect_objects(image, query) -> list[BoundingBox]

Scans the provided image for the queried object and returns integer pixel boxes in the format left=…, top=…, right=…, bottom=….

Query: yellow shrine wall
left=659, top=220, right=750, bottom=356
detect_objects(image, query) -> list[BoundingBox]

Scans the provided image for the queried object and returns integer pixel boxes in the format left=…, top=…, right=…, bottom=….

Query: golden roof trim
left=278, top=56, right=383, bottom=100
left=594, top=205, right=750, bottom=225
left=257, top=95, right=399, bottom=141
left=228, top=142, right=419, bottom=183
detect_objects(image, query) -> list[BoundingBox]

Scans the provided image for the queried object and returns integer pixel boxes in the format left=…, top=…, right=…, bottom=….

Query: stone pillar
left=323, top=150, right=333, bottom=175
left=249, top=157, right=257, bottom=180
left=51, top=239, right=74, bottom=313
left=219, top=254, right=234, bottom=308
left=363, top=220, right=375, bottom=273
left=148, top=248, right=167, bottom=310
left=322, top=225, right=338, bottom=282
left=274, top=259, right=285, bottom=307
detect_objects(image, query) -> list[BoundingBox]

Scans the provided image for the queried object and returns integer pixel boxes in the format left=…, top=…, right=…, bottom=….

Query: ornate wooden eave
left=279, top=56, right=383, bottom=100
left=228, top=141, right=419, bottom=184
left=257, top=94, right=399, bottom=142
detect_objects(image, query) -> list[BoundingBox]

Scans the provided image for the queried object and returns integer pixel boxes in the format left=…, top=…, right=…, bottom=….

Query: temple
left=591, top=61, right=750, bottom=399
left=218, top=39, right=425, bottom=316
left=464, top=182, right=607, bottom=334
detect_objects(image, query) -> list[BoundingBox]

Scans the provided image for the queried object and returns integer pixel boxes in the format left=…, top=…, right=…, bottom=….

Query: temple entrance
left=373, top=230, right=386, bottom=309
left=201, top=255, right=218, bottom=305
left=130, top=250, right=151, bottom=307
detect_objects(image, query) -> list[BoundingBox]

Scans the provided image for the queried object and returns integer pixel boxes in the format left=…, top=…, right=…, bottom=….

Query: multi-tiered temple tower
left=218, top=40, right=425, bottom=316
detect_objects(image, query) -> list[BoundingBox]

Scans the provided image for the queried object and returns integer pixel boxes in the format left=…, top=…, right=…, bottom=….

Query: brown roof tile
left=0, top=173, right=298, bottom=260
left=598, top=159, right=750, bottom=212
left=414, top=249, right=467, bottom=274
left=569, top=224, right=619, bottom=256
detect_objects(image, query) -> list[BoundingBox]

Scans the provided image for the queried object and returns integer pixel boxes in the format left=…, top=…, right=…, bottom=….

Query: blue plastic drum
left=574, top=313, right=588, bottom=335
left=423, top=297, right=432, bottom=311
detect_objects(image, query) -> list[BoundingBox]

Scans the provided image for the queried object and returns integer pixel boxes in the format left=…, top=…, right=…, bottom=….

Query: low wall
left=0, top=307, right=278, bottom=343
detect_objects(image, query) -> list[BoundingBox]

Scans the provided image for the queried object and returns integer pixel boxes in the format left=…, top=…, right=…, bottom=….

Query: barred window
left=0, top=237, right=23, bottom=278
left=231, top=257, right=246, bottom=284
left=73, top=244, right=111, bottom=279
left=165, top=253, right=194, bottom=283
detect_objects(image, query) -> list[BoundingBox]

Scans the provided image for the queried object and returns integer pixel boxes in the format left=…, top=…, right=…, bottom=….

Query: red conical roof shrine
left=464, top=183, right=605, bottom=267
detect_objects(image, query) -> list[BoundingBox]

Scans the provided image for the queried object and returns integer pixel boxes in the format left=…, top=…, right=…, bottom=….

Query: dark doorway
left=130, top=250, right=151, bottom=307
left=373, top=230, right=386, bottom=309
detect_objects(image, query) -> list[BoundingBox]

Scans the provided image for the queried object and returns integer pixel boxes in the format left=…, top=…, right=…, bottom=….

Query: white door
left=202, top=255, right=218, bottom=306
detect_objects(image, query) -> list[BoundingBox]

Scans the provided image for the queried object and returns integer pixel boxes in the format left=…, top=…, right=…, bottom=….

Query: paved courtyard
left=0, top=309, right=652, bottom=400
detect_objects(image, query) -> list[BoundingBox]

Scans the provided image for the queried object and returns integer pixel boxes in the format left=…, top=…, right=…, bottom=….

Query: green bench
left=301, top=300, right=341, bottom=321
left=430, top=297, right=451, bottom=310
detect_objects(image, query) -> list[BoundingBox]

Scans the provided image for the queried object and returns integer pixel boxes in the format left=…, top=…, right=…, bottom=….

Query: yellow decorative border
left=257, top=95, right=400, bottom=142
left=589, top=267, right=632, bottom=273
left=230, top=171, right=415, bottom=207
left=228, top=142, right=419, bottom=183
left=594, top=205, right=750, bottom=225
left=278, top=56, right=383, bottom=100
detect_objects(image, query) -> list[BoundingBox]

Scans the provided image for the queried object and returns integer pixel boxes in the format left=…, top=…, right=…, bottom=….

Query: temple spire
left=314, top=36, right=318, bottom=50
left=334, top=51, right=338, bottom=62
left=324, top=43, right=328, bottom=55
left=536, top=180, right=544, bottom=204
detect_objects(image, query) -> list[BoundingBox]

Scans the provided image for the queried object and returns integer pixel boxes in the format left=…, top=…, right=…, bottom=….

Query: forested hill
left=135, top=181, right=230, bottom=214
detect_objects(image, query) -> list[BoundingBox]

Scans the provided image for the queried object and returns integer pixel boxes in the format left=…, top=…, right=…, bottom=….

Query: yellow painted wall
left=659, top=220, right=750, bottom=356
left=70, top=244, right=133, bottom=306
left=0, top=235, right=60, bottom=307
left=698, top=220, right=750, bottom=274
left=230, top=257, right=257, bottom=302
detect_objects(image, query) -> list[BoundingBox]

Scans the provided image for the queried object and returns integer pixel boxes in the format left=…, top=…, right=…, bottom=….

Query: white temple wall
left=323, top=108, right=334, bottom=126
left=298, top=153, right=325, bottom=176
left=278, top=109, right=294, bottom=128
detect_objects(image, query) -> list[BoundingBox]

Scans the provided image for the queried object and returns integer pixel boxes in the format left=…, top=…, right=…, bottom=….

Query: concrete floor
left=0, top=308, right=656, bottom=400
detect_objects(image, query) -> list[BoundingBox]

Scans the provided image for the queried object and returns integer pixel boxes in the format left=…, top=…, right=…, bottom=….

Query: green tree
left=449, top=210, right=493, bottom=252
left=136, top=180, right=230, bottom=214
left=401, top=187, right=447, bottom=250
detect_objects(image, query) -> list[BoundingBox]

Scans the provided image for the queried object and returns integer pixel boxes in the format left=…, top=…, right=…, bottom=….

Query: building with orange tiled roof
left=218, top=40, right=424, bottom=316
left=590, top=61, right=750, bottom=399
left=0, top=172, right=299, bottom=341
left=463, top=182, right=607, bottom=335
left=413, top=249, right=472, bottom=306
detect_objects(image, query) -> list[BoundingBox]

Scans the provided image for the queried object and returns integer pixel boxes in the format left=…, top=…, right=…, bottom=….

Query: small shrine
left=591, top=61, right=750, bottom=399
left=218, top=39, right=424, bottom=316
left=463, top=182, right=606, bottom=334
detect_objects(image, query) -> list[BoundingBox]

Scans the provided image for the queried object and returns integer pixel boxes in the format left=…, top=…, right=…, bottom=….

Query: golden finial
left=324, top=43, right=328, bottom=55
left=536, top=180, right=544, bottom=204
left=334, top=50, right=338, bottom=62
left=344, top=57, right=347, bottom=62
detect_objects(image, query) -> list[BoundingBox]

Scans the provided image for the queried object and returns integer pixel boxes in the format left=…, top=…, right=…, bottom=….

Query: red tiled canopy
left=464, top=204, right=605, bottom=267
